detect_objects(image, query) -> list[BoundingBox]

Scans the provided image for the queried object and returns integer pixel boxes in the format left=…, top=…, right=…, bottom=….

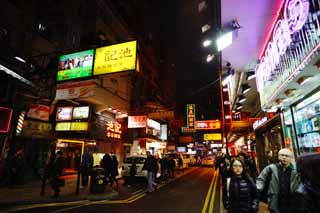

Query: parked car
left=167, top=153, right=189, bottom=168
left=201, top=156, right=215, bottom=167
left=121, top=155, right=160, bottom=182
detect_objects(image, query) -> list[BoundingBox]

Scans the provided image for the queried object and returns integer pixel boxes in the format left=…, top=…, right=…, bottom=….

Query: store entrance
left=56, top=139, right=84, bottom=174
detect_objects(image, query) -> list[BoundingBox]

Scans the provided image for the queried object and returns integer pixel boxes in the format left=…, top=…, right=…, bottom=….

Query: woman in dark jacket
left=296, top=153, right=320, bottom=213
left=223, top=159, right=259, bottom=213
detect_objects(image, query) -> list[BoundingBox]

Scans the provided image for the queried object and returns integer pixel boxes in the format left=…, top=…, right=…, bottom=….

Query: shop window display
left=293, top=92, right=320, bottom=155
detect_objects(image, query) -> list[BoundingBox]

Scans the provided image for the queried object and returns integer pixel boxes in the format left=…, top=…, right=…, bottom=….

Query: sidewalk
left=0, top=167, right=197, bottom=208
left=0, top=174, right=118, bottom=208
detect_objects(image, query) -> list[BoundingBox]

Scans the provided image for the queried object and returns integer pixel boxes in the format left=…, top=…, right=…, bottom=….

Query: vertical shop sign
left=106, top=121, right=122, bottom=139
left=187, top=104, right=195, bottom=128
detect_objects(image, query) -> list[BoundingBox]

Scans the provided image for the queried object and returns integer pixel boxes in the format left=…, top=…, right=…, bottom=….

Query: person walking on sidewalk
left=49, top=151, right=65, bottom=198
left=168, top=156, right=176, bottom=178
left=223, top=159, right=259, bottom=213
left=102, top=153, right=112, bottom=185
left=296, top=153, right=320, bottom=213
left=81, top=150, right=93, bottom=188
left=143, top=151, right=158, bottom=192
left=256, top=148, right=300, bottom=213
left=110, top=154, right=119, bottom=189
left=178, top=155, right=184, bottom=174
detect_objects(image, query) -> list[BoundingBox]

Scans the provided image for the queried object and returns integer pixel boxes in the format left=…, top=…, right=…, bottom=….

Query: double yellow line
left=202, top=169, right=219, bottom=213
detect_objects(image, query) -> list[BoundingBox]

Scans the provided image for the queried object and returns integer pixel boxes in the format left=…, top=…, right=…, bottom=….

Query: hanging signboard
left=196, top=120, right=221, bottom=130
left=187, top=104, right=195, bottom=128
left=93, top=41, right=137, bottom=75
left=55, top=80, right=97, bottom=100
left=27, top=104, right=50, bottom=121
left=128, top=115, right=147, bottom=128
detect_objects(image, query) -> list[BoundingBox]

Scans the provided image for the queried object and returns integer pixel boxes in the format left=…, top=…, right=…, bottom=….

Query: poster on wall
left=56, top=107, right=73, bottom=121
left=57, top=49, right=94, bottom=81
left=93, top=41, right=137, bottom=75
left=128, top=115, right=147, bottom=128
left=27, top=104, right=50, bottom=121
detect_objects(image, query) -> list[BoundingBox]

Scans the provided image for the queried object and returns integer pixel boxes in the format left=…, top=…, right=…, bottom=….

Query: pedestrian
left=142, top=151, right=158, bottom=192
left=223, top=159, right=259, bottom=213
left=80, top=150, right=93, bottom=188
left=101, top=153, right=112, bottom=185
left=168, top=157, right=176, bottom=178
left=256, top=148, right=300, bottom=213
left=110, top=154, right=119, bottom=188
left=8, top=149, right=24, bottom=186
left=49, top=150, right=65, bottom=198
left=296, top=153, right=320, bottom=213
left=128, top=158, right=137, bottom=187
left=220, top=156, right=232, bottom=183
left=178, top=155, right=184, bottom=173
left=159, top=155, right=168, bottom=181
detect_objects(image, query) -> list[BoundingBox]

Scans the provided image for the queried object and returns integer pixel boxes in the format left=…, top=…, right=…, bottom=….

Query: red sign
left=196, top=120, right=221, bottom=130
left=0, top=107, right=13, bottom=133
left=128, top=116, right=147, bottom=128
left=27, top=104, right=50, bottom=121
left=187, top=104, right=195, bottom=128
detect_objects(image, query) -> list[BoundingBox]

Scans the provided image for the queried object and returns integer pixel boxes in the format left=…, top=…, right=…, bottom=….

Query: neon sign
left=256, top=0, right=309, bottom=92
left=106, top=121, right=122, bottom=139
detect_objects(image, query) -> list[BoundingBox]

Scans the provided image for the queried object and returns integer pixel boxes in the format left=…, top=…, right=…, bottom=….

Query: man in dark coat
left=143, top=151, right=158, bottom=192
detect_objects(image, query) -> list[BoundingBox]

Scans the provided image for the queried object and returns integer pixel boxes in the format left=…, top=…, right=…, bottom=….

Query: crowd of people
left=216, top=149, right=320, bottom=213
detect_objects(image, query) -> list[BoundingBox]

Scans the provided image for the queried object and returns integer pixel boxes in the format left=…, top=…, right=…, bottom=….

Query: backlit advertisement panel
left=128, top=116, right=147, bottom=128
left=93, top=41, right=137, bottom=75
left=56, top=107, right=73, bottom=121
left=57, top=49, right=94, bottom=81
left=73, top=106, right=89, bottom=119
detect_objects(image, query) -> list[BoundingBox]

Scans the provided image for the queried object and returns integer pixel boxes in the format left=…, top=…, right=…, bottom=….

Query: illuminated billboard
left=56, top=107, right=73, bottom=121
left=93, top=41, right=137, bottom=75
left=57, top=49, right=94, bottom=81
left=73, top=106, right=89, bottom=119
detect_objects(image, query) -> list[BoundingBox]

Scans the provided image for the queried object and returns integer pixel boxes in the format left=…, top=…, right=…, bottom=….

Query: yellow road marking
left=209, top=170, right=219, bottom=213
left=202, top=169, right=217, bottom=213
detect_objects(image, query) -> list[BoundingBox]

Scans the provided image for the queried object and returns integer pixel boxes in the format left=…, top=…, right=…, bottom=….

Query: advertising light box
left=55, top=122, right=71, bottom=131
left=57, top=49, right=94, bottom=81
left=56, top=107, right=73, bottom=121
left=73, top=106, right=89, bottom=119
left=93, top=41, right=137, bottom=75
left=70, top=122, right=88, bottom=131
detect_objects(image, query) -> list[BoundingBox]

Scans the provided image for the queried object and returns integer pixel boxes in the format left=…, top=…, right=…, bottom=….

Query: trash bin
left=90, top=167, right=106, bottom=193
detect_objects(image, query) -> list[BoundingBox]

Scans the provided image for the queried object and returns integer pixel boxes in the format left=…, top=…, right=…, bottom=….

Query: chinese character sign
left=187, top=104, right=195, bottom=128
left=106, top=121, right=122, bottom=139
left=93, top=41, right=137, bottom=75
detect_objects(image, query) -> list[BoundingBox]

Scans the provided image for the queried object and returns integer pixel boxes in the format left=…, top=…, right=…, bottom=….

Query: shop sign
left=147, top=119, right=160, bottom=131
left=93, top=41, right=137, bottom=75
left=160, top=124, right=167, bottom=141
left=70, top=122, right=88, bottom=131
left=73, top=106, right=90, bottom=119
left=106, top=121, right=122, bottom=139
left=257, top=0, right=310, bottom=92
left=57, top=49, right=94, bottom=81
left=179, top=136, right=193, bottom=143
left=187, top=104, right=195, bottom=128
left=55, top=122, right=71, bottom=131
left=0, top=107, right=13, bottom=133
left=55, top=80, right=97, bottom=100
left=27, top=104, right=50, bottom=121
left=196, top=120, right=221, bottom=130
left=21, top=120, right=52, bottom=137
left=253, top=117, right=268, bottom=130
left=148, top=111, right=174, bottom=119
left=128, top=115, right=147, bottom=128
left=56, top=107, right=73, bottom=121
left=204, top=133, right=222, bottom=141
left=181, top=127, right=197, bottom=133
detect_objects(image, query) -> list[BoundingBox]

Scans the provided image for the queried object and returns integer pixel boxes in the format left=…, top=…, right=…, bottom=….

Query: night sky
left=158, top=0, right=221, bottom=120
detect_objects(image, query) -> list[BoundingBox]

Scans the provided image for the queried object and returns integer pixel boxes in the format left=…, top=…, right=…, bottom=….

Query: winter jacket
left=256, top=163, right=300, bottom=213
left=223, top=176, right=259, bottom=213
left=143, top=155, right=157, bottom=172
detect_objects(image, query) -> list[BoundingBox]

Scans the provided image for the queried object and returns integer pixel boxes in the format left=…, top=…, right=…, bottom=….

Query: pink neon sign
left=256, top=0, right=310, bottom=92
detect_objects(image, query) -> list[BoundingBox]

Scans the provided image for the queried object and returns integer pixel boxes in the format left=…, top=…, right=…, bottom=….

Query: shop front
left=255, top=0, right=320, bottom=158
left=253, top=115, right=284, bottom=170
